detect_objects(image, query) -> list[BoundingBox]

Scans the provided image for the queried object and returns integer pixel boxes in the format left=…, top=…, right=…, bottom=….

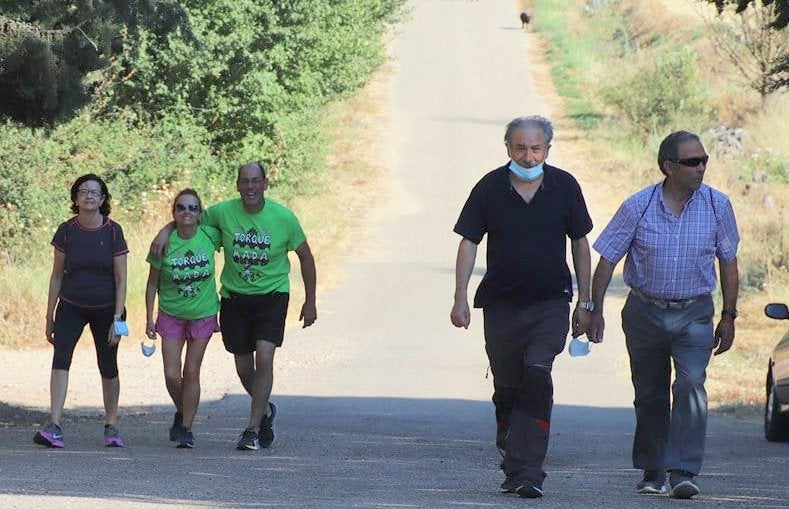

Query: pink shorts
left=156, top=311, right=219, bottom=340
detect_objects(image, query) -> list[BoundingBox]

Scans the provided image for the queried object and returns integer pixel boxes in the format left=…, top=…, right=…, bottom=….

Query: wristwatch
left=577, top=301, right=595, bottom=312
left=722, top=308, right=738, bottom=319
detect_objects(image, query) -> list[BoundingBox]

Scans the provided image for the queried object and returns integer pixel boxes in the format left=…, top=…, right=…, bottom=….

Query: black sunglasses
left=672, top=155, right=709, bottom=167
left=175, top=203, right=200, bottom=212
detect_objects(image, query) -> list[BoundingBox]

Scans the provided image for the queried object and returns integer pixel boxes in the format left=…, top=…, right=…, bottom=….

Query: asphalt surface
left=1, top=1, right=788, bottom=508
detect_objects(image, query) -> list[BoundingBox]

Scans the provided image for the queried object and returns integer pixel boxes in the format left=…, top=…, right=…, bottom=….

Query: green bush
left=0, top=112, right=225, bottom=260
left=106, top=0, right=406, bottom=188
left=601, top=46, right=709, bottom=138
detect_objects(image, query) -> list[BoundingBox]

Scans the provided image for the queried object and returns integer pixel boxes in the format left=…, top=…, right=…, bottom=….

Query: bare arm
left=145, top=266, right=159, bottom=339
left=714, top=257, right=739, bottom=355
left=587, top=257, right=617, bottom=343
left=45, top=249, right=66, bottom=345
left=149, top=221, right=176, bottom=257
left=295, top=241, right=317, bottom=328
left=570, top=236, right=592, bottom=337
left=109, top=253, right=127, bottom=345
left=450, top=238, right=478, bottom=329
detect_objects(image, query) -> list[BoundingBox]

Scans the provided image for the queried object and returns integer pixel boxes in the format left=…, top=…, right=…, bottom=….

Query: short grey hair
left=504, top=116, right=554, bottom=145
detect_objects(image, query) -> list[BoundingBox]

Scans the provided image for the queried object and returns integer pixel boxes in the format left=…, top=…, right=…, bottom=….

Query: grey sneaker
left=33, top=422, right=64, bottom=448
left=258, top=402, right=277, bottom=448
left=169, top=412, right=183, bottom=442
left=236, top=427, right=259, bottom=451
left=669, top=470, right=700, bottom=499
left=104, top=425, right=125, bottom=447
left=636, top=469, right=667, bottom=494
left=177, top=429, right=194, bottom=449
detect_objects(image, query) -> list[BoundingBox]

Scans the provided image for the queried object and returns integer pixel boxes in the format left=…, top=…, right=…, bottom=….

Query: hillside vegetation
left=0, top=0, right=406, bottom=344
left=528, top=0, right=788, bottom=408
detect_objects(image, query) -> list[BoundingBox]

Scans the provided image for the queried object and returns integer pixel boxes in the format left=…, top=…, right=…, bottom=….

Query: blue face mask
left=509, top=160, right=544, bottom=182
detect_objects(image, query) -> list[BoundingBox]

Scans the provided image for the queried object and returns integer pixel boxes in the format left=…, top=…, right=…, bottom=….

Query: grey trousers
left=621, top=292, right=714, bottom=475
left=484, top=298, right=570, bottom=484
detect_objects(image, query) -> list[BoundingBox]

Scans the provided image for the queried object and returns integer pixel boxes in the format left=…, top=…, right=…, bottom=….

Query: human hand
left=586, top=312, right=605, bottom=343
left=571, top=307, right=591, bottom=337
left=149, top=228, right=171, bottom=258
left=146, top=320, right=157, bottom=340
left=107, top=327, right=121, bottom=346
left=450, top=300, right=471, bottom=329
left=713, top=317, right=735, bottom=355
left=45, top=318, right=55, bottom=346
left=300, top=301, right=317, bottom=328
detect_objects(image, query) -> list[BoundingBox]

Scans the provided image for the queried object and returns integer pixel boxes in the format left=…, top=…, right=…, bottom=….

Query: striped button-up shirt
left=593, top=182, right=739, bottom=300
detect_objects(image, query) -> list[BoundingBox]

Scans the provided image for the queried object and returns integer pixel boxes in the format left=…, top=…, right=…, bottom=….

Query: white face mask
left=509, top=160, right=544, bottom=182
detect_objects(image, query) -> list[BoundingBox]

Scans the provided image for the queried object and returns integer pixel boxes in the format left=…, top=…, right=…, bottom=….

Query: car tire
left=765, top=377, right=789, bottom=442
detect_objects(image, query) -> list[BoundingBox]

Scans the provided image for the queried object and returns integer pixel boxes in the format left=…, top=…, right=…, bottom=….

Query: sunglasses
left=175, top=203, right=200, bottom=212
left=673, top=155, right=709, bottom=167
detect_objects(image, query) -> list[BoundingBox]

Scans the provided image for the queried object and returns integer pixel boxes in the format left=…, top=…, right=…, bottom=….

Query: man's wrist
left=113, top=313, right=123, bottom=321
left=722, top=308, right=738, bottom=320
left=577, top=300, right=595, bottom=312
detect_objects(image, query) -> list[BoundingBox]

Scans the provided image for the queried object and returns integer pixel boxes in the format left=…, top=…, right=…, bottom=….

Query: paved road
left=1, top=1, right=787, bottom=507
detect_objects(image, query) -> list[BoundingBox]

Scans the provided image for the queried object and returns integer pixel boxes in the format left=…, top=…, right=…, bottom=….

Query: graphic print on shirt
left=169, top=249, right=211, bottom=298
left=232, top=227, right=271, bottom=282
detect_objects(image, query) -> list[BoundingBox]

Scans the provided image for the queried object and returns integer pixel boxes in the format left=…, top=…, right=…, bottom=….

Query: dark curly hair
left=70, top=174, right=111, bottom=215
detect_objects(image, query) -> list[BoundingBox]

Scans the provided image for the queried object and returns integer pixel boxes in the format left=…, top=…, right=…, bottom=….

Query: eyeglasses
left=175, top=203, right=200, bottom=212
left=672, top=155, right=709, bottom=167
left=237, top=178, right=265, bottom=186
left=77, top=189, right=103, bottom=198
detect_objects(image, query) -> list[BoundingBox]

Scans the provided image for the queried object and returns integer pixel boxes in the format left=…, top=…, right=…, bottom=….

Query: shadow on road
left=1, top=395, right=786, bottom=508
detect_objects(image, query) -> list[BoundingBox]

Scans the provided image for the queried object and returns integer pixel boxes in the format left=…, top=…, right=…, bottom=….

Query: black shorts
left=220, top=292, right=289, bottom=354
left=52, top=300, right=120, bottom=378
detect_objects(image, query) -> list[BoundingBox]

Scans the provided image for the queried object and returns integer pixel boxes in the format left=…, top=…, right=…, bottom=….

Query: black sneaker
left=236, top=427, right=259, bottom=451
left=169, top=412, right=183, bottom=442
left=515, top=479, right=543, bottom=499
left=258, top=402, right=277, bottom=448
left=669, top=470, right=699, bottom=499
left=500, top=474, right=518, bottom=494
left=177, top=429, right=195, bottom=449
left=636, top=469, right=667, bottom=494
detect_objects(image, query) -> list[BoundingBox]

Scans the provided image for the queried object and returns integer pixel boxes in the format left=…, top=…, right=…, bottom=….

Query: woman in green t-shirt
left=145, top=189, right=221, bottom=448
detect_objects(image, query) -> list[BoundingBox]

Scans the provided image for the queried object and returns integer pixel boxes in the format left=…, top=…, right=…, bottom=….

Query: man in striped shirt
left=588, top=131, right=739, bottom=499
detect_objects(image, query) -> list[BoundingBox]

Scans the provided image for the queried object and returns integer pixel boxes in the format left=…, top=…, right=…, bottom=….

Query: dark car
left=764, top=302, right=789, bottom=441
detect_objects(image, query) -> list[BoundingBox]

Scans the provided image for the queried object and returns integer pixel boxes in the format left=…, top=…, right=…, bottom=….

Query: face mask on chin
left=509, top=160, right=544, bottom=182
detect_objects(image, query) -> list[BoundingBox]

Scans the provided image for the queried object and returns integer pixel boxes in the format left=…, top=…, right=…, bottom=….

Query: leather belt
left=630, top=287, right=707, bottom=310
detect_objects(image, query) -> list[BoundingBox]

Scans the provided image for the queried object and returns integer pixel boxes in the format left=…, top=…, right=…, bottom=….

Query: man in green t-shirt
left=212, top=162, right=317, bottom=451
left=152, top=162, right=317, bottom=451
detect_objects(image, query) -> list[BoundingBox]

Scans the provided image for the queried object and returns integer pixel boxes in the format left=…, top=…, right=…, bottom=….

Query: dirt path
left=1, top=1, right=787, bottom=508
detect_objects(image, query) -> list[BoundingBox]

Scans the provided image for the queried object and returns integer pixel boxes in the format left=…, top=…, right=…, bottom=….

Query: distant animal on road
left=520, top=12, right=531, bottom=29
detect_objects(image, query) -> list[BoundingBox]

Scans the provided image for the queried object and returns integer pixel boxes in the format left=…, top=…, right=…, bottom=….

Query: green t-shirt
left=146, top=226, right=221, bottom=320
left=204, top=198, right=306, bottom=297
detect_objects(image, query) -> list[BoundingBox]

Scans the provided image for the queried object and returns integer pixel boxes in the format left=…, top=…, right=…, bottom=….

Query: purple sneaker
left=33, top=422, right=64, bottom=448
left=104, top=425, right=125, bottom=447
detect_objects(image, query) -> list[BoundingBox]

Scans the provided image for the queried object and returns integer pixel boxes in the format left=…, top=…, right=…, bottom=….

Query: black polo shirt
left=454, top=163, right=592, bottom=308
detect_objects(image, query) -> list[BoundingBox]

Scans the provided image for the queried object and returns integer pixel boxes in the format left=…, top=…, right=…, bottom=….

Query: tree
left=0, top=1, right=191, bottom=125
left=706, top=0, right=789, bottom=28
left=702, top=0, right=789, bottom=103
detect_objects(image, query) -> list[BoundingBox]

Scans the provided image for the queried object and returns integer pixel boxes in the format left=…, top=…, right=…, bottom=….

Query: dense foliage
left=0, top=0, right=192, bottom=124
left=0, top=0, right=406, bottom=259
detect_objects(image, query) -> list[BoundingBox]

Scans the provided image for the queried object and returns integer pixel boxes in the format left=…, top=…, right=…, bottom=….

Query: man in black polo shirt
left=451, top=116, right=594, bottom=498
